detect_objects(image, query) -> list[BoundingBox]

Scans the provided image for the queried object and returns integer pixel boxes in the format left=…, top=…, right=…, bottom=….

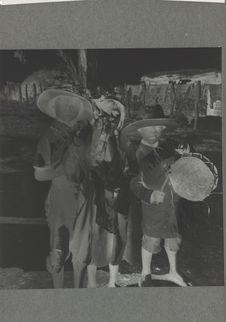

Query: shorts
left=142, top=235, right=181, bottom=254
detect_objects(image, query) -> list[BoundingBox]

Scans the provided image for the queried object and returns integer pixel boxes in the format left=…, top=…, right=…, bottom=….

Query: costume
left=88, top=135, right=131, bottom=267
left=35, top=89, right=131, bottom=287
left=34, top=119, right=120, bottom=285
left=34, top=88, right=99, bottom=287
left=130, top=139, right=181, bottom=253
left=34, top=120, right=92, bottom=263
left=70, top=99, right=130, bottom=271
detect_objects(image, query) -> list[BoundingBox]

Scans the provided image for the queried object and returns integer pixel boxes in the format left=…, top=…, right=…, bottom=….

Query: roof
left=141, top=69, right=221, bottom=85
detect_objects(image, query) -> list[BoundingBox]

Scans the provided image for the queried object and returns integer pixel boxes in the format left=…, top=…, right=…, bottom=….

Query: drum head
left=169, top=156, right=216, bottom=201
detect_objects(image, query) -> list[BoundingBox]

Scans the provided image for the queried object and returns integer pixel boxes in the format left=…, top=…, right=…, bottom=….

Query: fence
left=0, top=81, right=46, bottom=104
left=0, top=80, right=222, bottom=124
left=0, top=217, right=47, bottom=225
left=123, top=82, right=222, bottom=125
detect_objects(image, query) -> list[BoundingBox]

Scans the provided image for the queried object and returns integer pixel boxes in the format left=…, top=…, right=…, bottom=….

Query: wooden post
left=19, top=83, right=23, bottom=103
left=8, top=84, right=12, bottom=102
left=33, top=83, right=37, bottom=103
left=25, top=84, right=29, bottom=103
left=127, top=87, right=132, bottom=119
left=87, top=51, right=98, bottom=91
left=78, top=49, right=87, bottom=89
left=194, top=80, right=201, bottom=130
left=170, top=82, right=176, bottom=116
left=0, top=217, right=47, bottom=225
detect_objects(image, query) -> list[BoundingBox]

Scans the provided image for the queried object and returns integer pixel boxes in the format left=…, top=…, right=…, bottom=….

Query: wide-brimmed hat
left=93, top=97, right=124, bottom=115
left=37, top=89, right=94, bottom=127
left=138, top=125, right=166, bottom=144
left=119, top=118, right=178, bottom=152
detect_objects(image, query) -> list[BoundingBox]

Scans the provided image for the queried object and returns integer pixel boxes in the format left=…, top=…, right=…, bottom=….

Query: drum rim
left=168, top=153, right=218, bottom=201
left=183, top=152, right=218, bottom=190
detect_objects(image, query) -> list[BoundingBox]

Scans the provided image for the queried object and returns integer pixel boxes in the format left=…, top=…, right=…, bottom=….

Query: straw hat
left=119, top=118, right=178, bottom=152
left=93, top=97, right=124, bottom=115
left=138, top=125, right=166, bottom=145
left=37, top=89, right=94, bottom=127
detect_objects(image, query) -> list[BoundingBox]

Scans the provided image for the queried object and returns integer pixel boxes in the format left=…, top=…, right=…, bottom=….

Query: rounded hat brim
left=94, top=98, right=124, bottom=115
left=37, top=89, right=93, bottom=125
left=119, top=118, right=178, bottom=152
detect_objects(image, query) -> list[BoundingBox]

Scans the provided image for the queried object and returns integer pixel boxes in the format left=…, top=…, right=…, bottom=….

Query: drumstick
left=160, top=175, right=169, bottom=192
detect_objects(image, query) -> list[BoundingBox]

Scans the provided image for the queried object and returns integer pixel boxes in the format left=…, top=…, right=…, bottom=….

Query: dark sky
left=0, top=48, right=221, bottom=85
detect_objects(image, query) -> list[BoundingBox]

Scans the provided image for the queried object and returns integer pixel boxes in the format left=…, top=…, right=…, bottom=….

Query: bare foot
left=138, top=276, right=144, bottom=287
left=152, top=272, right=188, bottom=287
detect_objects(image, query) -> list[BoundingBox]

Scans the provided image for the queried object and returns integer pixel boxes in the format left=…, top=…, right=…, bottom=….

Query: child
left=130, top=124, right=192, bottom=287
left=85, top=97, right=131, bottom=288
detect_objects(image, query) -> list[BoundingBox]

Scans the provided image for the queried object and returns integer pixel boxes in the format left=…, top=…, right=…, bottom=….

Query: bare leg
left=108, top=213, right=128, bottom=287
left=52, top=267, right=64, bottom=288
left=47, top=225, right=69, bottom=288
left=72, top=260, right=87, bottom=288
left=141, top=247, right=153, bottom=277
left=165, top=248, right=187, bottom=286
left=87, top=264, right=97, bottom=288
left=152, top=248, right=187, bottom=286
left=108, top=264, right=119, bottom=287
left=139, top=247, right=153, bottom=286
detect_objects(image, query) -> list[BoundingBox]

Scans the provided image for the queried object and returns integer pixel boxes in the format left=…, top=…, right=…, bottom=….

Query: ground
left=0, top=268, right=142, bottom=289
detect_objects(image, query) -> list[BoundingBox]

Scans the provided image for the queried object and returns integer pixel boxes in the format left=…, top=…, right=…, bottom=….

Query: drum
left=168, top=153, right=218, bottom=201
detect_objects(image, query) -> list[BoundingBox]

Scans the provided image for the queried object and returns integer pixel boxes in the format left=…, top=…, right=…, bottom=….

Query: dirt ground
left=0, top=268, right=143, bottom=289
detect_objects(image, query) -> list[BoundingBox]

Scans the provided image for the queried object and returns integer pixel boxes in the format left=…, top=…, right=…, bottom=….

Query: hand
left=105, top=189, right=116, bottom=207
left=175, top=143, right=191, bottom=155
left=150, top=190, right=165, bottom=205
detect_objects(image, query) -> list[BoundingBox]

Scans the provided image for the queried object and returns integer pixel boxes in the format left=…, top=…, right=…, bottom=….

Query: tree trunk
left=33, top=83, right=37, bottom=103
left=78, top=49, right=87, bottom=89
left=19, top=83, right=23, bottom=103
left=25, top=84, right=29, bottom=103
left=170, top=82, right=176, bottom=116
left=194, top=80, right=201, bottom=130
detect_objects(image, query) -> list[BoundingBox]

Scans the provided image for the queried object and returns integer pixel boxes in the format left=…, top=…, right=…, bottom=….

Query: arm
left=130, top=174, right=153, bottom=203
left=34, top=166, right=63, bottom=181
left=130, top=173, right=165, bottom=205
left=33, top=133, right=63, bottom=181
left=114, top=101, right=126, bottom=130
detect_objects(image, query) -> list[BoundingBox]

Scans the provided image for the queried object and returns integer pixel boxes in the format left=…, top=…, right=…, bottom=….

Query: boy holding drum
left=129, top=120, right=193, bottom=287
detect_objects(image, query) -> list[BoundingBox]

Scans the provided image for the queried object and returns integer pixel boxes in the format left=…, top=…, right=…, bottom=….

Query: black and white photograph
left=0, top=48, right=223, bottom=289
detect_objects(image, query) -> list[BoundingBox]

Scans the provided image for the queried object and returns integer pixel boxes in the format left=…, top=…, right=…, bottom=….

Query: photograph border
left=0, top=1, right=225, bottom=321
